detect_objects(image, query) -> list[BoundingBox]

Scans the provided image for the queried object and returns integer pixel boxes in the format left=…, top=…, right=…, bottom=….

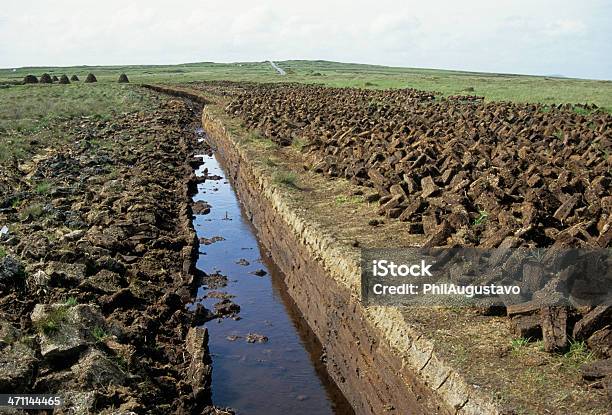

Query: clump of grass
left=572, top=106, right=592, bottom=116
left=244, top=129, right=270, bottom=144
left=273, top=171, right=298, bottom=188
left=263, top=157, right=277, bottom=167
left=91, top=326, right=108, bottom=342
left=291, top=137, right=307, bottom=151
left=511, top=337, right=531, bottom=354
left=11, top=198, right=22, bottom=208
left=553, top=130, right=564, bottom=139
left=473, top=210, right=489, bottom=226
left=35, top=181, right=51, bottom=194
left=19, top=203, right=45, bottom=221
left=533, top=339, right=545, bottom=352
left=259, top=138, right=279, bottom=149
left=34, top=306, right=69, bottom=336
left=113, top=354, right=130, bottom=371
left=65, top=297, right=78, bottom=307
left=0, top=247, right=6, bottom=258
left=538, top=105, right=552, bottom=113
left=563, top=340, right=593, bottom=369
left=107, top=167, right=119, bottom=180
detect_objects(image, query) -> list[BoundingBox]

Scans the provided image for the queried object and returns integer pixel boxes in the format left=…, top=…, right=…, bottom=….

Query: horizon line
left=1, top=59, right=610, bottom=82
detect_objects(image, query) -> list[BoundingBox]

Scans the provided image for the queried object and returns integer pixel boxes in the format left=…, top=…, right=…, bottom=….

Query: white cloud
left=0, top=0, right=610, bottom=79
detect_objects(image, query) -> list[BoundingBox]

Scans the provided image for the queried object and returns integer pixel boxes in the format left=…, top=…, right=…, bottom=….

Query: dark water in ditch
left=190, top=132, right=354, bottom=415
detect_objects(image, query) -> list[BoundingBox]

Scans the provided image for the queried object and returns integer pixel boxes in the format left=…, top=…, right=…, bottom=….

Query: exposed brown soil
left=0, top=93, right=231, bottom=414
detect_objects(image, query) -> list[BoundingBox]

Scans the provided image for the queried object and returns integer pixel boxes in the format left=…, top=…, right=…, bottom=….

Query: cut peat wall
left=202, top=110, right=456, bottom=415
left=142, top=84, right=210, bottom=104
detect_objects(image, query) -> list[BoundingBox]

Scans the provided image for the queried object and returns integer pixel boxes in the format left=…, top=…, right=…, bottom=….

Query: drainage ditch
left=190, top=128, right=354, bottom=414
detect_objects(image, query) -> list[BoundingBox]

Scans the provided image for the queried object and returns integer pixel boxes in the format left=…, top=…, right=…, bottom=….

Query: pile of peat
left=222, top=83, right=610, bottom=252
left=0, top=96, right=228, bottom=414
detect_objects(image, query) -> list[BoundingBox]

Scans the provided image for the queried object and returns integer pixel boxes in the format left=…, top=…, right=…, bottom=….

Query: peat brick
left=398, top=197, right=423, bottom=222
left=423, top=220, right=451, bottom=248
left=540, top=306, right=568, bottom=352
left=573, top=303, right=612, bottom=340
left=553, top=194, right=579, bottom=222
left=587, top=326, right=612, bottom=359
left=420, top=176, right=439, bottom=198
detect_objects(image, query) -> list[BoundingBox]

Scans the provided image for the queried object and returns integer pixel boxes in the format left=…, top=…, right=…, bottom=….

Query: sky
left=1, top=0, right=610, bottom=79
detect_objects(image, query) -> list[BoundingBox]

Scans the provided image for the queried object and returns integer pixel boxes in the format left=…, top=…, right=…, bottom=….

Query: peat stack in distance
left=23, top=75, right=38, bottom=84
left=70, top=75, right=79, bottom=81
left=118, top=73, right=129, bottom=83
left=84, top=73, right=97, bottom=83
left=39, top=73, right=52, bottom=83
left=51, top=75, right=59, bottom=82
left=59, top=75, right=70, bottom=84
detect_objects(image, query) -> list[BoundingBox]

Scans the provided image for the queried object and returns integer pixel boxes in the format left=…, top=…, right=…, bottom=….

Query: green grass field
left=0, top=83, right=156, bottom=162
left=1, top=60, right=611, bottom=109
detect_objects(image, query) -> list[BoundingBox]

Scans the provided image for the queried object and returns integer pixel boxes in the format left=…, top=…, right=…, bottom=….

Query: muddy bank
left=0, top=97, right=223, bottom=413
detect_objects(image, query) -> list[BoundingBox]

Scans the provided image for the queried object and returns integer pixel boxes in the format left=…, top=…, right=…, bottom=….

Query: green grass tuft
left=19, top=203, right=45, bottom=221
left=291, top=137, right=307, bottom=152
left=511, top=337, right=531, bottom=354
left=34, top=306, right=69, bottom=336
left=92, top=326, right=109, bottom=342
left=263, top=157, right=277, bottom=167
left=562, top=340, right=593, bottom=369
left=65, top=297, right=78, bottom=307
left=473, top=210, right=489, bottom=226
left=11, top=198, right=22, bottom=208
left=35, top=181, right=51, bottom=194
left=273, top=171, right=298, bottom=188
left=572, top=106, right=592, bottom=116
